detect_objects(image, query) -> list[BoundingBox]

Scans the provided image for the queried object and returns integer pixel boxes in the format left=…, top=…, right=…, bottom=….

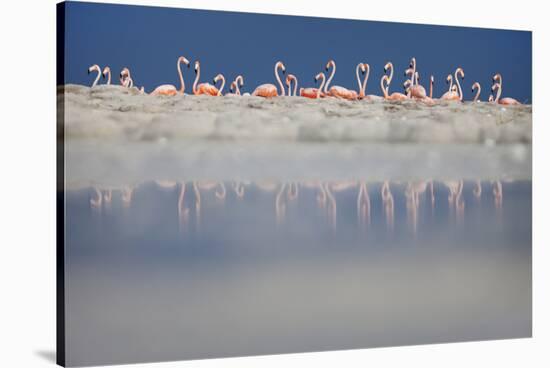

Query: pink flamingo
left=119, top=67, right=132, bottom=87
left=300, top=72, right=326, bottom=99
left=440, top=74, right=460, bottom=100
left=406, top=58, right=427, bottom=99
left=324, top=60, right=358, bottom=100
left=151, top=56, right=190, bottom=96
left=193, top=61, right=223, bottom=96
left=382, top=62, right=408, bottom=101
left=225, top=75, right=244, bottom=96
left=285, top=74, right=298, bottom=96
left=252, top=61, right=286, bottom=98
left=102, top=66, right=111, bottom=85
left=491, top=74, right=521, bottom=105
left=471, top=82, right=481, bottom=102
left=360, top=63, right=384, bottom=101
left=88, top=64, right=101, bottom=87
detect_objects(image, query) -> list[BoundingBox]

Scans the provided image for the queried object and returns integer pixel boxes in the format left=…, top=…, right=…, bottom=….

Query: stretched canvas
left=57, top=1, right=532, bottom=366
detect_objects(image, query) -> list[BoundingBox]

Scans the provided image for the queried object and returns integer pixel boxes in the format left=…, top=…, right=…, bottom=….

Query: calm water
left=63, top=179, right=531, bottom=366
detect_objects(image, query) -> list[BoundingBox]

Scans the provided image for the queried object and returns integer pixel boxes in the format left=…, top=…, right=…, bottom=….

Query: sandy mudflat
left=60, top=84, right=532, bottom=187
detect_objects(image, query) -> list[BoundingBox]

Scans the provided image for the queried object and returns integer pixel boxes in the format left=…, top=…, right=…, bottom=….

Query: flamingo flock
left=87, top=56, right=522, bottom=105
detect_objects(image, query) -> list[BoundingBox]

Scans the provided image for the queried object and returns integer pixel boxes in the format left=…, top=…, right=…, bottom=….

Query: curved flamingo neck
left=454, top=70, right=463, bottom=101
left=473, top=83, right=480, bottom=102
left=92, top=68, right=100, bottom=87
left=386, top=63, right=394, bottom=91
left=362, top=64, right=370, bottom=96
left=104, top=68, right=111, bottom=85
left=317, top=74, right=326, bottom=98
left=429, top=77, right=433, bottom=98
left=216, top=75, right=225, bottom=96
left=234, top=80, right=241, bottom=95
left=381, top=76, right=389, bottom=98
left=355, top=64, right=363, bottom=94
left=177, top=58, right=185, bottom=93
left=494, top=83, right=502, bottom=103
left=193, top=63, right=200, bottom=94
left=325, top=61, right=336, bottom=93
left=274, top=63, right=285, bottom=96
left=292, top=78, right=298, bottom=96
left=410, top=59, right=416, bottom=86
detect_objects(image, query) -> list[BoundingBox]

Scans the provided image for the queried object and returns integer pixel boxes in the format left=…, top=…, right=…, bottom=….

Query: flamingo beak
left=187, top=63, right=190, bottom=68
left=87, top=69, right=90, bottom=75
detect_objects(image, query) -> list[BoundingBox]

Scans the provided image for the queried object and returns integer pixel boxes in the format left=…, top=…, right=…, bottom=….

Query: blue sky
left=62, top=1, right=532, bottom=102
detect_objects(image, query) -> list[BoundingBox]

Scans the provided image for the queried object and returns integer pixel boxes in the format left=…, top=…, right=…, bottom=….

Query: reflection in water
left=66, top=178, right=531, bottom=366
left=86, top=179, right=515, bottom=234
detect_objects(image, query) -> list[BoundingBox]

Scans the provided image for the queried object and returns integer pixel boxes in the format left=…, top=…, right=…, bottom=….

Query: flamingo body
left=252, top=83, right=278, bottom=98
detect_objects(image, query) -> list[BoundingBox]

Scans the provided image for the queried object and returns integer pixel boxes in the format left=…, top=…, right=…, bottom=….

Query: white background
left=0, top=0, right=547, bottom=367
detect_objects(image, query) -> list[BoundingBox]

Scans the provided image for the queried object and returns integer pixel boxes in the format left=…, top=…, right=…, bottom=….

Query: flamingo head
left=213, top=74, right=224, bottom=84
left=178, top=56, right=190, bottom=68
left=492, top=73, right=502, bottom=83
left=276, top=61, right=286, bottom=74
left=88, top=64, right=100, bottom=74
left=194, top=61, right=200, bottom=73
left=359, top=63, right=366, bottom=75
left=363, top=63, right=370, bottom=74
left=471, top=82, right=480, bottom=92
left=229, top=82, right=235, bottom=92
left=324, top=60, right=335, bottom=71
left=451, top=84, right=458, bottom=93
left=236, top=75, right=244, bottom=87
left=456, top=67, right=465, bottom=80
left=446, top=74, right=452, bottom=84
left=430, top=75, right=434, bottom=84
left=102, top=66, right=110, bottom=77
left=120, top=67, right=130, bottom=78
left=404, top=68, right=413, bottom=77
left=315, top=72, right=324, bottom=83
left=409, top=57, right=416, bottom=68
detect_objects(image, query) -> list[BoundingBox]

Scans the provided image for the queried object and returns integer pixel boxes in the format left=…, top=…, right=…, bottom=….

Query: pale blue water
left=63, top=179, right=531, bottom=366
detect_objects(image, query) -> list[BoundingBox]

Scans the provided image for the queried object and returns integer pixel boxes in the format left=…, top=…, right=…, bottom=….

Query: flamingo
left=406, top=58, right=427, bottom=99
left=88, top=64, right=101, bottom=87
left=440, top=74, right=460, bottom=100
left=150, top=56, right=190, bottom=96
left=360, top=63, right=383, bottom=101
left=225, top=76, right=244, bottom=96
left=491, top=74, right=521, bottom=105
left=119, top=67, right=132, bottom=87
left=404, top=72, right=434, bottom=104
left=102, top=66, right=111, bottom=85
left=429, top=75, right=434, bottom=99
left=471, top=82, right=481, bottom=102
left=300, top=72, right=326, bottom=99
left=285, top=74, right=298, bottom=96
left=381, top=181, right=395, bottom=231
left=382, top=62, right=408, bottom=101
left=252, top=61, right=286, bottom=98
left=454, top=67, right=465, bottom=101
left=357, top=182, right=371, bottom=228
left=324, top=60, right=357, bottom=100
left=193, top=61, right=223, bottom=96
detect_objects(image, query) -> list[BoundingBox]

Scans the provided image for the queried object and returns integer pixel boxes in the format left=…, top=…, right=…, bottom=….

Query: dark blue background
left=63, top=1, right=532, bottom=102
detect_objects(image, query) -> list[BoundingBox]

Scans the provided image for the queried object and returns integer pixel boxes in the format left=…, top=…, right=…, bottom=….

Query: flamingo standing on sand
left=300, top=72, right=326, bottom=99
left=150, top=56, right=190, bottom=96
left=360, top=63, right=384, bottom=101
left=382, top=62, right=408, bottom=101
left=491, top=73, right=521, bottom=105
left=88, top=64, right=101, bottom=87
left=252, top=61, right=286, bottom=98
left=471, top=82, right=482, bottom=102
left=324, top=60, right=358, bottom=100
left=225, top=75, right=244, bottom=96
left=406, top=58, right=427, bottom=99
left=102, top=66, right=111, bottom=85
left=285, top=74, right=298, bottom=96
left=193, top=61, right=223, bottom=96
left=440, top=74, right=459, bottom=100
